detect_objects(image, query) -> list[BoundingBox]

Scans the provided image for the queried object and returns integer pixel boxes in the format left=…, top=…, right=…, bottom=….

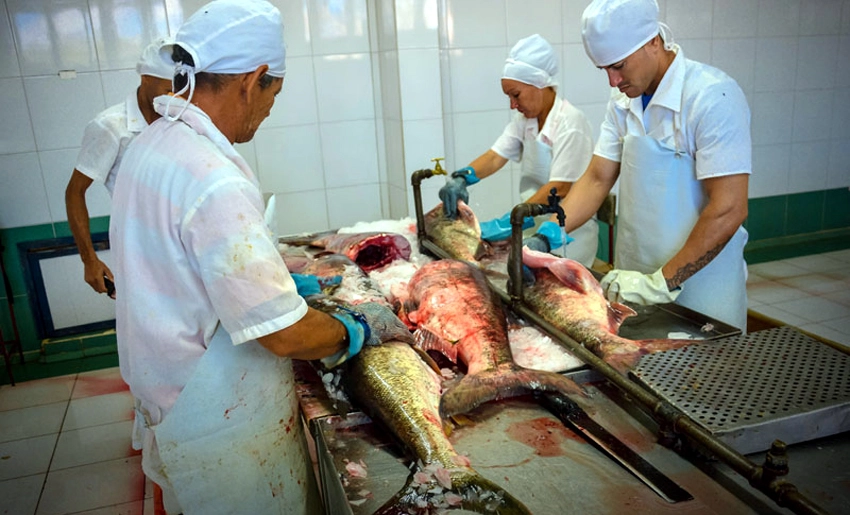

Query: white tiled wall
left=1, top=0, right=850, bottom=233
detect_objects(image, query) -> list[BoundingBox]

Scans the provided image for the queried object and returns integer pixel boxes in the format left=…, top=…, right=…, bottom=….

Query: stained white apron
left=616, top=133, right=748, bottom=332
left=147, top=326, right=321, bottom=514
left=520, top=135, right=598, bottom=268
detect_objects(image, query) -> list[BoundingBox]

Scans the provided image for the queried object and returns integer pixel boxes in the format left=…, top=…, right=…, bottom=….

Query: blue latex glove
left=479, top=212, right=535, bottom=242
left=522, top=221, right=574, bottom=253
left=291, top=273, right=321, bottom=296
left=439, top=166, right=480, bottom=219
left=322, top=308, right=370, bottom=368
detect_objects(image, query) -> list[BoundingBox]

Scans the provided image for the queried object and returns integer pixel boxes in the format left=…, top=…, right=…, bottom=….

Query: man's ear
left=244, top=64, right=270, bottom=99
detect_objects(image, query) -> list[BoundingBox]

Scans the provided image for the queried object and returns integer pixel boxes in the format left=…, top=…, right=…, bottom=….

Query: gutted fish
left=402, top=259, right=588, bottom=419
left=302, top=253, right=392, bottom=308
left=422, top=201, right=489, bottom=263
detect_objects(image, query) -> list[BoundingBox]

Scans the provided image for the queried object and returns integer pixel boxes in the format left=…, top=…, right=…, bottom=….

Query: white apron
left=520, top=136, right=598, bottom=268
left=147, top=327, right=321, bottom=515
left=616, top=133, right=748, bottom=332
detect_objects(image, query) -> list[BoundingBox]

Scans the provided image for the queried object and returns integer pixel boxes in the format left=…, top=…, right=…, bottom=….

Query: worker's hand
left=600, top=268, right=682, bottom=306
left=439, top=166, right=480, bottom=219
left=522, top=221, right=573, bottom=253
left=479, top=212, right=534, bottom=242
left=84, top=259, right=115, bottom=298
left=291, top=273, right=321, bottom=296
left=354, top=302, right=414, bottom=347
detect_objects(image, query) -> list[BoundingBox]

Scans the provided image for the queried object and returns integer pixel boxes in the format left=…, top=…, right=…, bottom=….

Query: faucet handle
left=431, top=157, right=446, bottom=175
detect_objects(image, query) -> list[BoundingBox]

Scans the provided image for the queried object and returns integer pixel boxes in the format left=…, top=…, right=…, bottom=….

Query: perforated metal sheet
left=630, top=326, right=850, bottom=454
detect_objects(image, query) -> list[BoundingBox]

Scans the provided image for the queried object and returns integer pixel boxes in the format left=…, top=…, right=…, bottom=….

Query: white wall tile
left=754, top=37, right=797, bottom=92
left=275, top=189, right=329, bottom=234
left=40, top=148, right=111, bottom=222
left=828, top=139, right=850, bottom=188
left=506, top=0, right=562, bottom=46
left=375, top=0, right=396, bottom=52
left=8, top=0, right=99, bottom=76
left=757, top=0, right=800, bottom=37
left=799, top=0, right=843, bottom=36
left=837, top=35, right=850, bottom=88
left=562, top=0, right=587, bottom=44
left=711, top=39, right=755, bottom=94
left=402, top=118, right=445, bottom=180
left=320, top=120, right=379, bottom=187
left=664, top=0, right=714, bottom=40
left=398, top=48, right=441, bottom=120
left=713, top=0, right=758, bottom=39
left=0, top=1, right=21, bottom=78
left=380, top=50, right=402, bottom=120
left=788, top=141, right=831, bottom=193
left=843, top=0, right=850, bottom=33
left=795, top=36, right=839, bottom=90
left=465, top=165, right=514, bottom=221
left=396, top=0, right=439, bottom=49
left=574, top=101, right=609, bottom=143
left=792, top=90, right=834, bottom=142
left=274, top=0, right=311, bottom=57
left=0, top=152, right=51, bottom=228
left=234, top=140, right=258, bottom=176
left=448, top=47, right=509, bottom=113
left=452, top=110, right=511, bottom=168
left=383, top=118, right=404, bottom=185
left=266, top=56, right=318, bottom=128
left=560, top=43, right=611, bottom=105
left=389, top=183, right=408, bottom=219
left=254, top=125, right=324, bottom=194
left=88, top=0, right=169, bottom=71
left=25, top=72, right=105, bottom=151
left=314, top=53, right=375, bottom=122
left=308, top=0, right=370, bottom=55
left=832, top=87, right=850, bottom=141
left=679, top=39, right=712, bottom=64
left=751, top=91, right=794, bottom=145
left=100, top=70, right=139, bottom=108
left=445, top=0, right=507, bottom=48
left=374, top=116, right=387, bottom=183
left=326, top=184, right=383, bottom=227
left=0, top=77, right=36, bottom=154
left=750, top=144, right=791, bottom=197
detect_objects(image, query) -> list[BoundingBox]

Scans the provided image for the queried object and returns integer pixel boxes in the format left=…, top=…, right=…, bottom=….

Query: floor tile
left=783, top=253, right=848, bottom=272
left=771, top=296, right=850, bottom=324
left=821, top=249, right=850, bottom=263
left=776, top=273, right=849, bottom=295
left=747, top=261, right=810, bottom=280
left=51, top=420, right=139, bottom=471
left=824, top=289, right=850, bottom=307
left=67, top=500, right=144, bottom=515
left=0, top=401, right=66, bottom=444
left=0, top=474, right=45, bottom=515
left=821, top=317, right=850, bottom=336
left=36, top=456, right=145, bottom=515
left=72, top=367, right=129, bottom=399
left=797, top=323, right=850, bottom=348
left=746, top=280, right=811, bottom=305
left=62, top=391, right=135, bottom=431
left=0, top=433, right=57, bottom=481
left=0, top=375, right=75, bottom=411
left=748, top=304, right=812, bottom=327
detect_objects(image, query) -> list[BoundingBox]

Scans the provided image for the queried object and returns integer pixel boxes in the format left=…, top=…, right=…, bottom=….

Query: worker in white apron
left=438, top=34, right=598, bottom=268
left=552, top=0, right=751, bottom=332
left=109, top=2, right=407, bottom=513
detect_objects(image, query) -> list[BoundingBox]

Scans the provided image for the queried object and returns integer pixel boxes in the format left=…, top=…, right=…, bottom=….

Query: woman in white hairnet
left=555, top=0, right=751, bottom=332
left=439, top=34, right=598, bottom=268
left=109, top=1, right=408, bottom=513
left=65, top=37, right=173, bottom=297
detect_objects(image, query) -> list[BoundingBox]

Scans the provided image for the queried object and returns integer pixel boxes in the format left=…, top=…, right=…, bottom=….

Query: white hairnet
left=136, top=36, right=175, bottom=79
left=502, top=34, right=559, bottom=90
left=582, top=0, right=671, bottom=67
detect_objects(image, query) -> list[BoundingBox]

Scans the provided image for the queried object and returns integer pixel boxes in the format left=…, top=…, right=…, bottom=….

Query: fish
left=401, top=259, right=589, bottom=419
left=422, top=201, right=489, bottom=263
left=339, top=341, right=532, bottom=514
left=302, top=253, right=392, bottom=308
left=280, top=231, right=412, bottom=272
left=521, top=248, right=697, bottom=372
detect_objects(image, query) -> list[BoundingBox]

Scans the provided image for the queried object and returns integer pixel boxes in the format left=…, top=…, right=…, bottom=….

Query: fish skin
left=423, top=201, right=490, bottom=263
left=302, top=253, right=392, bottom=308
left=403, top=259, right=588, bottom=419
left=313, top=232, right=411, bottom=272
left=341, top=342, right=531, bottom=514
left=522, top=248, right=696, bottom=372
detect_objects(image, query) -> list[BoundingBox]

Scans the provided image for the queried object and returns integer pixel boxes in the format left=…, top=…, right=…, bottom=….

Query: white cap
left=136, top=36, right=175, bottom=79
left=502, top=34, right=559, bottom=90
left=582, top=0, right=661, bottom=67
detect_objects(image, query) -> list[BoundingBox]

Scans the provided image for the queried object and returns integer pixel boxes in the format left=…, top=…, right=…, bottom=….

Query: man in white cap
left=65, top=36, right=174, bottom=297
left=556, top=0, right=750, bottom=331
left=109, top=1, right=407, bottom=513
left=438, top=34, right=598, bottom=267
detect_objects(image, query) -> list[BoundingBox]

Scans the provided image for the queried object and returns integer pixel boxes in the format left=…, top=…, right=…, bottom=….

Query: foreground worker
left=65, top=37, right=173, bottom=296
left=556, top=0, right=750, bottom=331
left=439, top=34, right=598, bottom=267
left=109, top=1, right=404, bottom=513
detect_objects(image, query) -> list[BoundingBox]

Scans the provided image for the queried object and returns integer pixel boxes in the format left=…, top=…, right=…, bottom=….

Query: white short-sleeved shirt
left=75, top=92, right=147, bottom=195
left=491, top=96, right=594, bottom=183
left=594, top=46, right=752, bottom=180
left=110, top=95, right=307, bottom=421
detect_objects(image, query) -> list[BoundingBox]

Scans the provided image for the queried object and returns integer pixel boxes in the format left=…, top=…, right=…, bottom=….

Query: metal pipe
left=411, top=158, right=447, bottom=241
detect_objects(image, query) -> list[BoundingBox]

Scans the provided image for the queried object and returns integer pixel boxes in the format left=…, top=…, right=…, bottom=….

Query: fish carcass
left=422, top=201, right=489, bottom=263
left=522, top=248, right=697, bottom=372
left=402, top=259, right=589, bottom=418
left=302, top=253, right=392, bottom=308
left=283, top=231, right=412, bottom=272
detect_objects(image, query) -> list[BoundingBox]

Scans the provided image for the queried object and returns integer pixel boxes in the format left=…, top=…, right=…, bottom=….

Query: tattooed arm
left=661, top=173, right=749, bottom=290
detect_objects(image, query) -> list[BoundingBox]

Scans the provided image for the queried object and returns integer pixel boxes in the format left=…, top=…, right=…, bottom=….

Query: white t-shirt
left=491, top=96, right=594, bottom=183
left=75, top=91, right=147, bottom=195
left=110, top=95, right=307, bottom=422
left=594, top=46, right=752, bottom=179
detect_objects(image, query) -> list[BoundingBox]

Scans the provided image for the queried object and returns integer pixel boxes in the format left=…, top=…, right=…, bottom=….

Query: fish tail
left=439, top=365, right=588, bottom=418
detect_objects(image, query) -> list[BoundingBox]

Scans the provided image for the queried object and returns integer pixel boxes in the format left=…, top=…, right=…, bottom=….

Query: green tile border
left=744, top=228, right=850, bottom=264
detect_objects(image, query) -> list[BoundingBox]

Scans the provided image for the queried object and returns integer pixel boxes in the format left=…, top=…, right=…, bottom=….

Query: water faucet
left=507, top=188, right=565, bottom=302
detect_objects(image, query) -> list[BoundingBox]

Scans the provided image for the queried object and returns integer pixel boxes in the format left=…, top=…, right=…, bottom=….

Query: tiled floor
left=1, top=250, right=848, bottom=515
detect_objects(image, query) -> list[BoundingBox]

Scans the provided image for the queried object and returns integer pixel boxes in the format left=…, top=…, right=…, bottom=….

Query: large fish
left=281, top=231, right=411, bottom=272
left=522, top=248, right=696, bottom=372
left=402, top=259, right=589, bottom=418
left=302, top=253, right=391, bottom=308
left=422, top=201, right=489, bottom=263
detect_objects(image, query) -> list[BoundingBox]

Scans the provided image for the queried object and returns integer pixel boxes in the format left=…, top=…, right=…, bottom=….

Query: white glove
left=600, top=268, right=681, bottom=305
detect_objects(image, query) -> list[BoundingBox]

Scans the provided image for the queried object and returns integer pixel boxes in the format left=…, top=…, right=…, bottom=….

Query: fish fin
left=607, top=301, right=638, bottom=333
left=472, top=240, right=492, bottom=262
left=414, top=327, right=458, bottom=363
left=410, top=344, right=443, bottom=374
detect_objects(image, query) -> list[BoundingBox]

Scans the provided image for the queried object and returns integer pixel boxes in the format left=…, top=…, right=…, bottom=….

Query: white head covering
left=581, top=0, right=674, bottom=67
left=502, top=34, right=559, bottom=90
left=161, top=0, right=287, bottom=121
left=136, top=36, right=175, bottom=79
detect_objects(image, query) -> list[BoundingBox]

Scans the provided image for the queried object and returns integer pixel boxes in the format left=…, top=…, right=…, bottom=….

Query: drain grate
left=631, top=326, right=850, bottom=453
